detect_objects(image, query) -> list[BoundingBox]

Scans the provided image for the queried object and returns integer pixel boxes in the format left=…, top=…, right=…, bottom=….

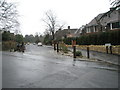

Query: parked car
left=38, top=42, right=42, bottom=46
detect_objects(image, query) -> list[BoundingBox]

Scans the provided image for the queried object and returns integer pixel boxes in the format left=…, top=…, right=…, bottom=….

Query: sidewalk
left=77, top=49, right=120, bottom=66
left=46, top=46, right=119, bottom=65
left=68, top=47, right=119, bottom=65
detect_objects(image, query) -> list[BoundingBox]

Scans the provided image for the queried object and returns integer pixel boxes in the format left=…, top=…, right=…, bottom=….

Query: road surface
left=2, top=44, right=119, bottom=88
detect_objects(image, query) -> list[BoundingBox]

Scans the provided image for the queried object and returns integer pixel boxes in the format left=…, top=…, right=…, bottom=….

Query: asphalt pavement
left=2, top=44, right=119, bottom=88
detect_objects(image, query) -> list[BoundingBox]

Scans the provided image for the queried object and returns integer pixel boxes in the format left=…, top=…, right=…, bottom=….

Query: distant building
left=64, top=26, right=78, bottom=38
left=55, top=26, right=78, bottom=40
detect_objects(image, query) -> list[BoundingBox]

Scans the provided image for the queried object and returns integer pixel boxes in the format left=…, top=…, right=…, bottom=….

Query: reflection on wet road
left=2, top=44, right=119, bottom=88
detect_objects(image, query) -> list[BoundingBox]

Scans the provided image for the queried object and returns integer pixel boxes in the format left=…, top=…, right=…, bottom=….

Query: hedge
left=2, top=31, right=24, bottom=43
left=63, top=30, right=120, bottom=45
left=2, top=41, right=17, bottom=51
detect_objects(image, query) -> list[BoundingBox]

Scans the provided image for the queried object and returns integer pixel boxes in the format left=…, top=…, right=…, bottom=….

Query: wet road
left=2, top=44, right=119, bottom=88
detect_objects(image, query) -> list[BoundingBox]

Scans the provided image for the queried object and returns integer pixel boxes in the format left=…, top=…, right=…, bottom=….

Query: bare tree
left=42, top=10, right=57, bottom=40
left=110, top=0, right=120, bottom=7
left=42, top=10, right=65, bottom=40
left=0, top=0, right=20, bottom=33
left=42, top=10, right=65, bottom=50
left=43, top=29, right=50, bottom=35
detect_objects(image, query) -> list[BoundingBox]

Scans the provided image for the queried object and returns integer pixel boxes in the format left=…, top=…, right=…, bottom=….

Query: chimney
left=68, top=26, right=70, bottom=29
left=110, top=7, right=115, bottom=11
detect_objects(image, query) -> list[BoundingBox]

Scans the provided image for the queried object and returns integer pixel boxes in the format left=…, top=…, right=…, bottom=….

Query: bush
left=75, top=51, right=82, bottom=57
left=2, top=41, right=17, bottom=51
left=62, top=46, right=68, bottom=53
left=60, top=43, right=69, bottom=53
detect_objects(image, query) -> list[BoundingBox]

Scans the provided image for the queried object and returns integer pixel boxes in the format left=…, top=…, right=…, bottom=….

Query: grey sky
left=9, top=0, right=111, bottom=36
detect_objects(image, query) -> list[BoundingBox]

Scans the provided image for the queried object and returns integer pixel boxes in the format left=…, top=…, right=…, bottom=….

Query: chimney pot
left=68, top=26, right=70, bottom=29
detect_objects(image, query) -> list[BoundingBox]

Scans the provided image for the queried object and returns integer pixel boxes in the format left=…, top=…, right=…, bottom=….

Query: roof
left=86, top=13, right=104, bottom=27
left=64, top=29, right=78, bottom=34
left=102, top=9, right=120, bottom=24
left=55, top=28, right=78, bottom=39
left=86, top=9, right=120, bottom=27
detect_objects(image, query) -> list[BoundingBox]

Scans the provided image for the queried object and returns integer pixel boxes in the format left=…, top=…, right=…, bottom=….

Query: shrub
left=2, top=41, right=17, bottom=51
left=62, top=46, right=68, bottom=53
left=75, top=51, right=82, bottom=57
left=60, top=43, right=69, bottom=53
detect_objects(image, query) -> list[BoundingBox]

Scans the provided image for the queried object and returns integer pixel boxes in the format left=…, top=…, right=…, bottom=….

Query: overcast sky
left=9, top=0, right=111, bottom=36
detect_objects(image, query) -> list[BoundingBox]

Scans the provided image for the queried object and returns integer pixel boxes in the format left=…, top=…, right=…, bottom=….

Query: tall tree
left=0, top=0, right=20, bottom=33
left=42, top=10, right=57, bottom=40
left=42, top=10, right=65, bottom=40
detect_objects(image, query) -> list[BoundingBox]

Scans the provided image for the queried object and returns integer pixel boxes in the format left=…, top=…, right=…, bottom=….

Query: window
left=112, top=22, right=120, bottom=29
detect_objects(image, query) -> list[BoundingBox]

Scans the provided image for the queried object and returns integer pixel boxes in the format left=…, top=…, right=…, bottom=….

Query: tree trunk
left=52, top=31, right=54, bottom=40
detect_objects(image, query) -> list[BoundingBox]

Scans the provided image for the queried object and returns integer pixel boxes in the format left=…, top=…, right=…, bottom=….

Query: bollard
left=57, top=43, right=59, bottom=52
left=110, top=46, right=112, bottom=54
left=73, top=46, right=76, bottom=58
left=106, top=46, right=108, bottom=54
left=54, top=43, right=56, bottom=50
left=87, top=47, right=90, bottom=58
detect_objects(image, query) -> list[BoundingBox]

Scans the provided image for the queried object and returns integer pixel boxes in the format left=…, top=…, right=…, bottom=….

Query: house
left=86, top=13, right=104, bottom=33
left=75, top=25, right=86, bottom=36
left=81, top=8, right=120, bottom=34
left=104, top=9, right=120, bottom=31
left=65, top=26, right=78, bottom=37
left=55, top=26, right=78, bottom=40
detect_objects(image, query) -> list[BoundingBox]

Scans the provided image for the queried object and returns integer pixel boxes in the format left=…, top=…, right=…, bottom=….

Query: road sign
left=72, top=40, right=76, bottom=47
left=105, top=43, right=111, bottom=47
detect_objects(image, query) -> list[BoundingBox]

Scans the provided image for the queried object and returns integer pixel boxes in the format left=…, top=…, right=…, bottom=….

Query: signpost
left=72, top=40, right=76, bottom=58
left=105, top=43, right=112, bottom=54
left=105, top=43, right=111, bottom=47
left=87, top=47, right=90, bottom=58
left=57, top=42, right=59, bottom=52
